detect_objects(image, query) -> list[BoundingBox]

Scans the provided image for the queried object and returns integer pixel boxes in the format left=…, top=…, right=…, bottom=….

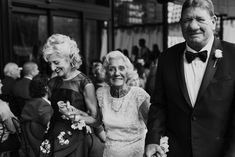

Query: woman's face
left=48, top=54, right=72, bottom=79
left=107, top=58, right=127, bottom=87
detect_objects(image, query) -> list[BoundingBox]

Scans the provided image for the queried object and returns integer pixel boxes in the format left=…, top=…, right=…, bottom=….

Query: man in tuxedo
left=145, top=0, right=235, bottom=157
left=12, top=62, right=39, bottom=116
left=0, top=63, right=22, bottom=117
left=1, top=62, right=22, bottom=96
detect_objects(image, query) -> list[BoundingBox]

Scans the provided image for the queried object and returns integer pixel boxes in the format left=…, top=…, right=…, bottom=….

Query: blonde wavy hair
left=42, top=34, right=82, bottom=69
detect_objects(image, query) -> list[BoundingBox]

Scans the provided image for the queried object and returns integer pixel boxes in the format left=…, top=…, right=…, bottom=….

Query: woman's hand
left=58, top=101, right=88, bottom=119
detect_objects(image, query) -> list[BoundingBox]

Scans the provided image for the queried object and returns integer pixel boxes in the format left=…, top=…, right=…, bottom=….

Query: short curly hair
left=29, top=75, right=49, bottom=98
left=103, top=50, right=134, bottom=84
left=42, top=34, right=82, bottom=69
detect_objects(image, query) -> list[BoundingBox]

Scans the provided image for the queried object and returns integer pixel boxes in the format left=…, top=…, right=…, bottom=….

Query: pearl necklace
left=111, top=97, right=125, bottom=112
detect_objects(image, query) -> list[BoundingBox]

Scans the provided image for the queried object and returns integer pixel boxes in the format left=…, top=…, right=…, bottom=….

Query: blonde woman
left=40, top=34, right=99, bottom=157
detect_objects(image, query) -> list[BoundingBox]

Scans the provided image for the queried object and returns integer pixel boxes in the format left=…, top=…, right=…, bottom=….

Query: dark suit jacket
left=1, top=76, right=16, bottom=96
left=13, top=77, right=31, bottom=99
left=12, top=77, right=32, bottom=116
left=0, top=76, right=20, bottom=117
left=146, top=38, right=235, bottom=157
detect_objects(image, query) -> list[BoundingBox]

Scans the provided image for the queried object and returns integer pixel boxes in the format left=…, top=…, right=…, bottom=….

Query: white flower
left=57, top=131, right=71, bottom=145
left=160, top=136, right=169, bottom=153
left=40, top=139, right=51, bottom=154
left=71, top=119, right=86, bottom=130
left=213, top=49, right=223, bottom=68
left=214, top=49, right=223, bottom=59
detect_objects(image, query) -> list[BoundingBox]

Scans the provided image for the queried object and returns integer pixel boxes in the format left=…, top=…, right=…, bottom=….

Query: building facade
left=0, top=0, right=113, bottom=78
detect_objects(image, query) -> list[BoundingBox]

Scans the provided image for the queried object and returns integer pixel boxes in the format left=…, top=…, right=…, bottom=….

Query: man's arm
left=145, top=54, right=167, bottom=157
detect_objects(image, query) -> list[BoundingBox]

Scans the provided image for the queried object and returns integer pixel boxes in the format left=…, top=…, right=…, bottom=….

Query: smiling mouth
left=55, top=68, right=61, bottom=73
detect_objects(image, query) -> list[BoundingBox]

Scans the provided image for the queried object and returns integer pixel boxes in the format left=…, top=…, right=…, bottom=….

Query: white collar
left=24, top=76, right=33, bottom=80
left=42, top=97, right=51, bottom=105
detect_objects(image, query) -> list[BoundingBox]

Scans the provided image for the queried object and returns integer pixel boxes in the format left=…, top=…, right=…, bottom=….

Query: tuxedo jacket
left=13, top=77, right=31, bottom=99
left=12, top=77, right=32, bottom=117
left=146, top=38, right=235, bottom=157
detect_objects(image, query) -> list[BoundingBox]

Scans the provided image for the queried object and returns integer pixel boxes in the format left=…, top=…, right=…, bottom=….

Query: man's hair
left=22, top=62, right=37, bottom=76
left=3, top=62, right=19, bottom=77
left=181, top=0, right=215, bottom=17
left=29, top=75, right=49, bottom=98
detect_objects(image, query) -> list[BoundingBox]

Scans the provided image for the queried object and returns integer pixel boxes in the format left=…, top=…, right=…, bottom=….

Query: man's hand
left=145, top=144, right=166, bottom=157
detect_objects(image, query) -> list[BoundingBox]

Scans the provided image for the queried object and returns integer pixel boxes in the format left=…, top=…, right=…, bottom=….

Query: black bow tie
left=185, top=50, right=208, bottom=63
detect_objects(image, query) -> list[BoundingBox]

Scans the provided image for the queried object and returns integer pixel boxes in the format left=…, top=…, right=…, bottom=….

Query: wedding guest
left=1, top=63, right=22, bottom=96
left=40, top=34, right=99, bottom=157
left=91, top=60, right=108, bottom=90
left=96, top=50, right=150, bottom=157
left=0, top=80, right=20, bottom=156
left=1, top=63, right=22, bottom=117
left=145, top=0, right=235, bottom=157
left=21, top=75, right=53, bottom=157
left=130, top=45, right=139, bottom=63
left=138, top=38, right=151, bottom=65
left=13, top=62, right=39, bottom=115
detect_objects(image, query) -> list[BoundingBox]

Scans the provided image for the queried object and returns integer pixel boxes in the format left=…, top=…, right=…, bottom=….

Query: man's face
left=31, top=64, right=39, bottom=77
left=180, top=7, right=216, bottom=51
left=92, top=62, right=105, bottom=82
left=12, top=65, right=22, bottom=79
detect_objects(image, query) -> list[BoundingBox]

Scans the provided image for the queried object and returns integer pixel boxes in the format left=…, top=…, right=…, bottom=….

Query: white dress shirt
left=184, top=36, right=214, bottom=107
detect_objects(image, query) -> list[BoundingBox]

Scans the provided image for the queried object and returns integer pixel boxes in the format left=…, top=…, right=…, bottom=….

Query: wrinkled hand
left=57, top=101, right=72, bottom=116
left=58, top=101, right=88, bottom=118
left=145, top=144, right=166, bottom=157
left=69, top=109, right=88, bottom=117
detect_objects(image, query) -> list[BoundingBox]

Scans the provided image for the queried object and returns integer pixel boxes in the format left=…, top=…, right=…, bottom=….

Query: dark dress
left=45, top=73, right=93, bottom=157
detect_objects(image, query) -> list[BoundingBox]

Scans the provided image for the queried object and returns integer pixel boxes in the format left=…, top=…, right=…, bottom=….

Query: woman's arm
left=68, top=83, right=99, bottom=126
left=139, top=99, right=151, bottom=125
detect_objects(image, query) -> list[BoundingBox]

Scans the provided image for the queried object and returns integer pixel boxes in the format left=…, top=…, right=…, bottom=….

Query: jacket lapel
left=176, top=42, right=193, bottom=110
left=196, top=38, right=222, bottom=104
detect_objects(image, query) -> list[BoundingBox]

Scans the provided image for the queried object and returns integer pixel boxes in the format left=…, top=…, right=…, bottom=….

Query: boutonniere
left=213, top=49, right=223, bottom=68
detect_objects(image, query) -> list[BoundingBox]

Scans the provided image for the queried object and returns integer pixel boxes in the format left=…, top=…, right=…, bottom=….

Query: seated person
left=0, top=80, right=20, bottom=155
left=21, top=75, right=53, bottom=157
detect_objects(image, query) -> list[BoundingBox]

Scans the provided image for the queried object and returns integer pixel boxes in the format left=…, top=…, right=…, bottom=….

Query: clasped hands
left=57, top=101, right=88, bottom=122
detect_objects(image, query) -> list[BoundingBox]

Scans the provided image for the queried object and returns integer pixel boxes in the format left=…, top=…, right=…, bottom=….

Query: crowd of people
left=1, top=0, right=235, bottom=157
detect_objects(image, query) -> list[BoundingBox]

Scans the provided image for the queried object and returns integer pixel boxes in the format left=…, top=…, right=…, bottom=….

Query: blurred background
left=0, top=0, right=235, bottom=77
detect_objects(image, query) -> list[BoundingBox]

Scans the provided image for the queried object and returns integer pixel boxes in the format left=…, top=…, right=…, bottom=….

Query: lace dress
left=96, top=86, right=150, bottom=157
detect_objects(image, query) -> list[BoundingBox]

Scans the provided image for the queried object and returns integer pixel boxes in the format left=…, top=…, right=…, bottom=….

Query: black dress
left=44, top=73, right=92, bottom=157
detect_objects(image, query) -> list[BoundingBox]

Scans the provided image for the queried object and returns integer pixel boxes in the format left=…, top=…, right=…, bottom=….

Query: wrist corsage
left=57, top=101, right=91, bottom=133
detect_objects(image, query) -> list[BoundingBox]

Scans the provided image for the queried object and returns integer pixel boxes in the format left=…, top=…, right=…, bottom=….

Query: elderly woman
left=40, top=34, right=99, bottom=157
left=96, top=51, right=151, bottom=157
